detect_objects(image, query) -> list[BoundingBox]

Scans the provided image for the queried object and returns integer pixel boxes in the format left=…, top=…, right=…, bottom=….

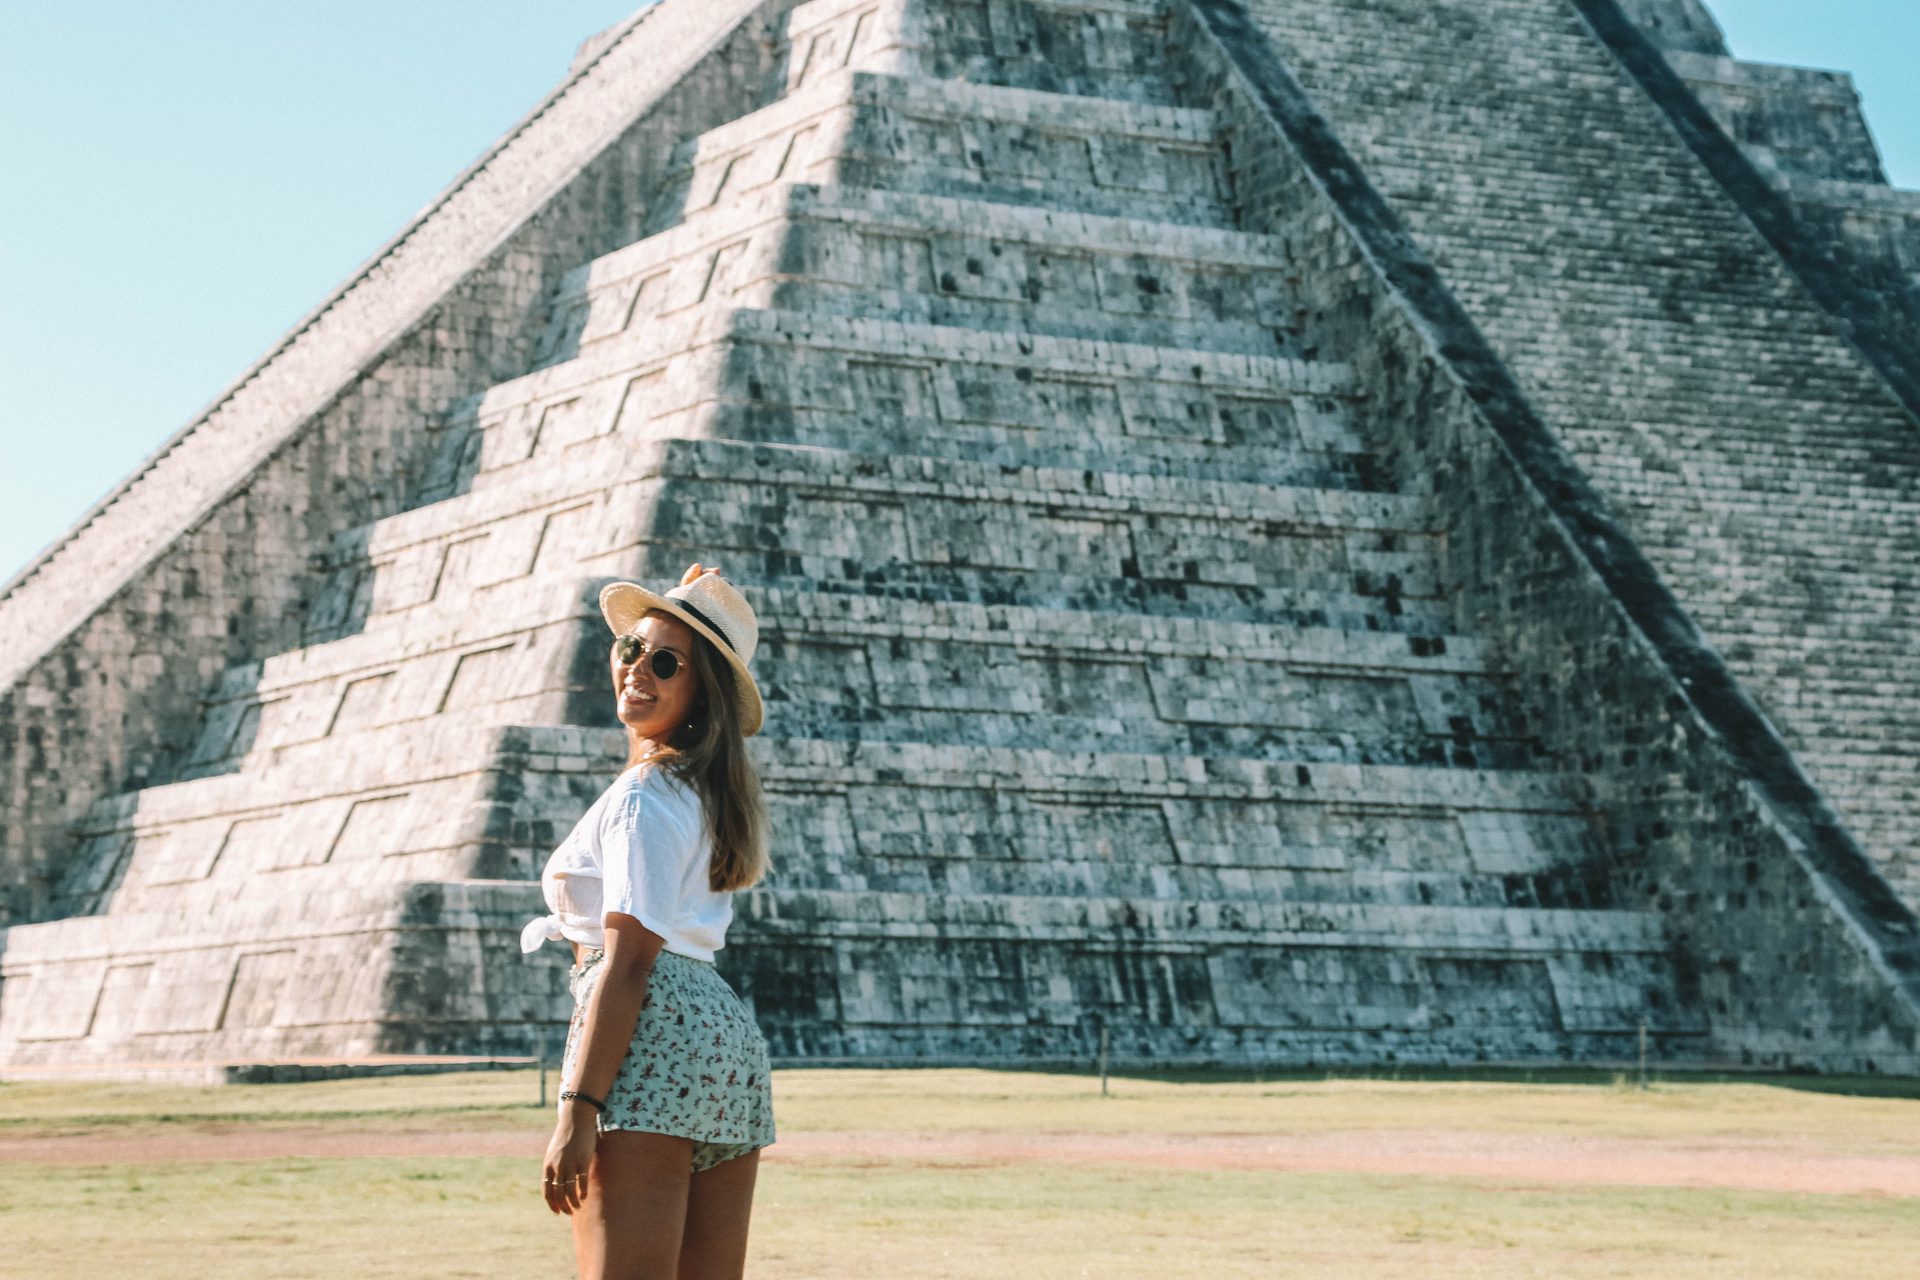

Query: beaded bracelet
left=560, top=1089, right=607, bottom=1113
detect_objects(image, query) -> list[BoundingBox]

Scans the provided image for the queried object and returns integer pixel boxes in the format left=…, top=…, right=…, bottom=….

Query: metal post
left=539, top=1037, right=550, bottom=1109
left=1098, top=1023, right=1111, bottom=1098
left=1637, top=1021, right=1649, bottom=1091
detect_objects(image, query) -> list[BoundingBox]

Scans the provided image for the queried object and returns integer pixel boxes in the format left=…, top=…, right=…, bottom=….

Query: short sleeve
left=599, top=769, right=700, bottom=940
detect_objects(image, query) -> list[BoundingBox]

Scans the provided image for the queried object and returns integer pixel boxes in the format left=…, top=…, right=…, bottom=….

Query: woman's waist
left=571, top=941, right=717, bottom=969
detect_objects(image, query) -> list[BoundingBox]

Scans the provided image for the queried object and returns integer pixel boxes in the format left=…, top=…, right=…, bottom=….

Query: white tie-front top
left=519, top=762, right=732, bottom=962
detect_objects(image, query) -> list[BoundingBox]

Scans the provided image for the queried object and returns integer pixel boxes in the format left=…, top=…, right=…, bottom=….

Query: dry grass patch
left=2, top=1067, right=1917, bottom=1278
left=2, top=1153, right=1916, bottom=1279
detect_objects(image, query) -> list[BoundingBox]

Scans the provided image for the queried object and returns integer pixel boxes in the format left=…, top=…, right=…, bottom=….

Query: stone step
left=0, top=872, right=1704, bottom=1072
left=1757, top=707, right=1920, bottom=751
left=66, top=714, right=1606, bottom=927
left=588, top=436, right=1448, bottom=591
left=780, top=0, right=1182, bottom=106
left=755, top=606, right=1535, bottom=766
left=725, top=880, right=1702, bottom=1049
left=638, top=70, right=1234, bottom=241
left=50, top=720, right=606, bottom=919
left=1673, top=596, right=1918, bottom=641
left=750, top=734, right=1603, bottom=871
left=755, top=585, right=1489, bottom=672
left=441, top=310, right=1368, bottom=499
left=183, top=587, right=590, bottom=782
left=180, top=568, right=1525, bottom=783
left=1691, top=613, right=1919, bottom=660
left=1793, top=745, right=1920, bottom=777
left=1714, top=624, right=1918, bottom=659
left=749, top=742, right=1621, bottom=913
left=1783, top=721, right=1920, bottom=750
left=1757, top=679, right=1920, bottom=719
left=699, top=310, right=1367, bottom=484
left=1767, top=172, right=1920, bottom=270
left=1582, top=426, right=1920, bottom=480
left=1603, top=480, right=1920, bottom=535
left=286, top=581, right=1499, bottom=704
left=307, top=529, right=1456, bottom=660
left=1621, top=561, right=1919, bottom=618
left=1769, top=682, right=1920, bottom=710
left=1604, top=471, right=1920, bottom=517
left=304, top=433, right=1449, bottom=648
left=1547, top=375, right=1920, bottom=452
left=0, top=879, right=557, bottom=1065
left=776, top=851, right=1620, bottom=912
left=537, top=183, right=1302, bottom=365
left=728, top=938, right=1707, bottom=1057
left=738, top=886, right=1667, bottom=956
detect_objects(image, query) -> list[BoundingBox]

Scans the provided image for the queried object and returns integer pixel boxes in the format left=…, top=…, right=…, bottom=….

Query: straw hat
left=599, top=571, right=764, bottom=737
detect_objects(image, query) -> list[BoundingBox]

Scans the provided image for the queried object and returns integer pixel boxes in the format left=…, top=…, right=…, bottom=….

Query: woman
left=519, top=562, right=776, bottom=1280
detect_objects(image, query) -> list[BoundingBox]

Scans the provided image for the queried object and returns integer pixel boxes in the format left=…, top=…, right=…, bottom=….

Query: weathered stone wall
left=1658, top=51, right=1885, bottom=184
left=1209, top=0, right=1920, bottom=912
left=1175, top=0, right=1920, bottom=1072
left=1585, top=3, right=1920, bottom=437
left=1624, top=0, right=1919, bottom=310
left=0, top=0, right=805, bottom=925
left=1616, top=0, right=1725, bottom=55
left=6, top=0, right=1916, bottom=1076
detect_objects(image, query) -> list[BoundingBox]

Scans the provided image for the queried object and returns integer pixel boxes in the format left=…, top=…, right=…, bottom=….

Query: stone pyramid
left=2, top=0, right=1916, bottom=1079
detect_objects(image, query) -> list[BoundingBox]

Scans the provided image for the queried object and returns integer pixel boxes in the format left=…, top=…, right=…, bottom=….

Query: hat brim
left=599, top=582, right=764, bottom=737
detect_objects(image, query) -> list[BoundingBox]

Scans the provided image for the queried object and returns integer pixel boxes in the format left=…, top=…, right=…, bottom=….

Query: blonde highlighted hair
left=625, top=617, right=770, bottom=892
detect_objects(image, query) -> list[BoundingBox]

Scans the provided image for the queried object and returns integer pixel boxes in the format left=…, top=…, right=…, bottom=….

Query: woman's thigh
left=678, top=1149, right=761, bottom=1280
left=572, top=1129, right=695, bottom=1280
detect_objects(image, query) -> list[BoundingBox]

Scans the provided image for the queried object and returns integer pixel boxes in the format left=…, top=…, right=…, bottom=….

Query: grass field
left=2, top=1067, right=1917, bottom=1278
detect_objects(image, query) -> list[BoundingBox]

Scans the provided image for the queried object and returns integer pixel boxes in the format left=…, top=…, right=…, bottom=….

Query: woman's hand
left=541, top=1108, right=600, bottom=1215
left=680, top=562, right=722, bottom=586
left=544, top=918, right=663, bottom=1214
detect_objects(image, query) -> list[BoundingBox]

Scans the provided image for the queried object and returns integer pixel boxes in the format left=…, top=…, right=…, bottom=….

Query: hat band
left=673, top=597, right=737, bottom=657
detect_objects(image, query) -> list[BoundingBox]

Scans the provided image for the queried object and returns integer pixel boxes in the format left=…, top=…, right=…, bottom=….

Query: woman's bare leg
left=677, top=1149, right=761, bottom=1280
left=572, top=1130, right=695, bottom=1280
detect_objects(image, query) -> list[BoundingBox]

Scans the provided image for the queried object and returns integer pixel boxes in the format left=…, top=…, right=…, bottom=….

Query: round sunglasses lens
left=613, top=635, right=642, bottom=665
left=649, top=650, right=680, bottom=681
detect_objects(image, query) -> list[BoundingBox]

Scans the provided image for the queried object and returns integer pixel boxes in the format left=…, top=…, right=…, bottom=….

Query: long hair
left=625, top=618, right=770, bottom=892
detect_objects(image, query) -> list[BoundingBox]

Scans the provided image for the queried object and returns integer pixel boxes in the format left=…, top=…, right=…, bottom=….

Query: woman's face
left=609, top=610, right=703, bottom=744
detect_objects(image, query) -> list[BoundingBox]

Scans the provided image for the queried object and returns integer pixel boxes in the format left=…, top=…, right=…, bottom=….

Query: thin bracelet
left=560, top=1089, right=607, bottom=1113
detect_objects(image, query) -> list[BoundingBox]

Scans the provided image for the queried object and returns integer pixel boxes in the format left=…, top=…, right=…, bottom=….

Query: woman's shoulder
left=616, top=758, right=697, bottom=798
left=607, top=760, right=701, bottom=826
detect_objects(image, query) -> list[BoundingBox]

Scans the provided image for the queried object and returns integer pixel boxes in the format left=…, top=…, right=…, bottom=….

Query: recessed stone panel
left=326, top=794, right=418, bottom=862
left=217, top=950, right=298, bottom=1032
left=10, top=962, right=109, bottom=1042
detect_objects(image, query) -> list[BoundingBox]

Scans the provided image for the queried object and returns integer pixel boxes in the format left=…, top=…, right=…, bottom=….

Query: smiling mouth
left=621, top=688, right=657, bottom=706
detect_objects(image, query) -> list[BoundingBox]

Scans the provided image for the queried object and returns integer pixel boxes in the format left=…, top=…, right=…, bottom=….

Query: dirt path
left=4, top=1126, right=1916, bottom=1196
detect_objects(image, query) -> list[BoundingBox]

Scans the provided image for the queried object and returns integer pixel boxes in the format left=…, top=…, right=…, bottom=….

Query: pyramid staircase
left=0, top=0, right=1776, bottom=1072
left=1603, top=3, right=1920, bottom=907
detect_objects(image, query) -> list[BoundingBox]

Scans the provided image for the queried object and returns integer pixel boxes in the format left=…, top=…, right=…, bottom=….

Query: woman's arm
left=541, top=911, right=667, bottom=1215
left=568, top=911, right=667, bottom=1100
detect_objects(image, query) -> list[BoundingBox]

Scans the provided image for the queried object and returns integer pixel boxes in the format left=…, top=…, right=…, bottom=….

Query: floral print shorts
left=563, top=947, right=776, bottom=1173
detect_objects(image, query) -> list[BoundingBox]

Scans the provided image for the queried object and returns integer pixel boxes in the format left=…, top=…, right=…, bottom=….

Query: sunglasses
left=611, top=634, right=687, bottom=682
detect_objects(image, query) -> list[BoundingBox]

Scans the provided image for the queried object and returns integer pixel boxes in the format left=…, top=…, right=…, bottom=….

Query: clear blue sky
left=1, top=1, right=1914, bottom=585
